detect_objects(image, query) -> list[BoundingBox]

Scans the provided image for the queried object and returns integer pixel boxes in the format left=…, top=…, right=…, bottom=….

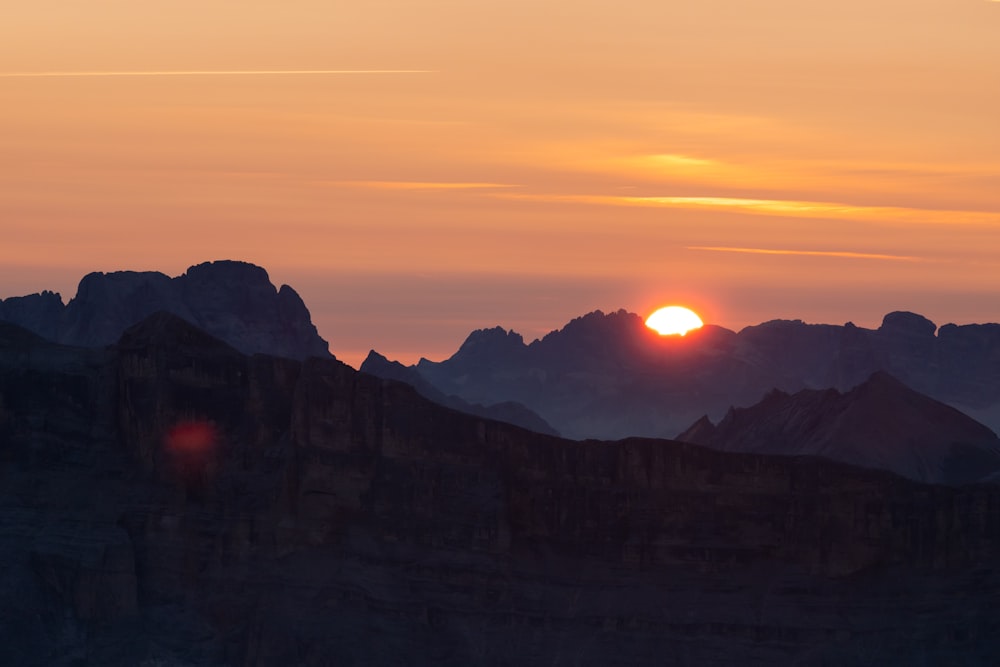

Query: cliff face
left=0, top=260, right=331, bottom=361
left=3, top=316, right=1000, bottom=665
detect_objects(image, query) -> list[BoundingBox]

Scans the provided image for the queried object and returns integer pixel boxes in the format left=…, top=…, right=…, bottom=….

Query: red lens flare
left=165, top=420, right=218, bottom=454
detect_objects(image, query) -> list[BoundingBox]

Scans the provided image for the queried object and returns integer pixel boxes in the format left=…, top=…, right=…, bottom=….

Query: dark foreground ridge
left=3, top=314, right=1000, bottom=665
left=0, top=260, right=331, bottom=360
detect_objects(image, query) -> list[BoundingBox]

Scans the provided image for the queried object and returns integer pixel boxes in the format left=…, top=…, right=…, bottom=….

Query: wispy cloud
left=493, top=193, right=1000, bottom=226
left=687, top=246, right=925, bottom=262
left=328, top=181, right=517, bottom=190
left=0, top=70, right=434, bottom=78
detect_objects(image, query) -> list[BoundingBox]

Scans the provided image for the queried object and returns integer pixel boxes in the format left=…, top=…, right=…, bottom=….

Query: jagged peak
left=360, top=349, right=407, bottom=373
left=456, top=326, right=525, bottom=355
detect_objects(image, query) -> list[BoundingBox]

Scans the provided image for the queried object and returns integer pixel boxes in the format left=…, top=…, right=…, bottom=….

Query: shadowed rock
left=678, top=371, right=1000, bottom=485
left=3, top=313, right=1000, bottom=665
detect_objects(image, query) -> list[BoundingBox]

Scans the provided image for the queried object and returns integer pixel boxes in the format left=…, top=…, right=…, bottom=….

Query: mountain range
left=365, top=308, right=1000, bottom=440
left=3, top=312, right=1000, bottom=665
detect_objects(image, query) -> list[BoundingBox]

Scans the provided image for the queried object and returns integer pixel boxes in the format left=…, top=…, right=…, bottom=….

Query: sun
left=645, top=306, right=704, bottom=336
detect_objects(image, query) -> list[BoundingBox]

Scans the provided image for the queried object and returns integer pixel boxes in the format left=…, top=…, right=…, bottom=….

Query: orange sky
left=2, top=1, right=999, bottom=368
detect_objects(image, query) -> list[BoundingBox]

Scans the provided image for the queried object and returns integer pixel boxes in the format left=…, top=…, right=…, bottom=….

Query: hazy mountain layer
left=677, top=371, right=1000, bottom=485
left=3, top=315, right=1000, bottom=665
left=370, top=309, right=1000, bottom=440
left=0, top=260, right=331, bottom=361
left=361, top=350, right=559, bottom=436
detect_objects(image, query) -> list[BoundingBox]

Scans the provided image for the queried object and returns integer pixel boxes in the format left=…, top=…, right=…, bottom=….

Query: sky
left=1, top=1, right=999, bottom=368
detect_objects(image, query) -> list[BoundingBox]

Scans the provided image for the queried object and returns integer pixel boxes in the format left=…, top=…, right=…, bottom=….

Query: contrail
left=0, top=69, right=435, bottom=78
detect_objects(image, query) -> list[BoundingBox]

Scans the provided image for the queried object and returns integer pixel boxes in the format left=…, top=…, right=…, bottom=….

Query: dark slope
left=360, top=350, right=559, bottom=436
left=678, top=371, right=1000, bottom=484
left=3, top=314, right=1000, bottom=665
left=0, top=260, right=330, bottom=360
left=391, top=309, right=1000, bottom=440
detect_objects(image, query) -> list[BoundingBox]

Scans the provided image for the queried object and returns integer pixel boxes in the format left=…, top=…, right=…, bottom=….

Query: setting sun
left=646, top=306, right=704, bottom=336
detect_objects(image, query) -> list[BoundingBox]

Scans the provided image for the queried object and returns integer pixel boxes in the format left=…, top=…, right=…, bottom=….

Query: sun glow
left=646, top=306, right=704, bottom=336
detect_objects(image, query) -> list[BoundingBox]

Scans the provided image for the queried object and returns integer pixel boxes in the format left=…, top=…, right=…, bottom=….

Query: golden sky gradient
left=2, top=1, right=999, bottom=367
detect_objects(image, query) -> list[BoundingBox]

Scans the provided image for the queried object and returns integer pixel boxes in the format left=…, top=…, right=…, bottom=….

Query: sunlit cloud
left=687, top=246, right=925, bottom=262
left=493, top=193, right=1000, bottom=226
left=648, top=154, right=716, bottom=168
left=0, top=70, right=435, bottom=78
left=328, top=181, right=518, bottom=190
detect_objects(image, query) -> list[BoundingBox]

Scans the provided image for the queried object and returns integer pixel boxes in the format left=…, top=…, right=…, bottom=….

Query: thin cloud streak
left=0, top=70, right=435, bottom=78
left=688, top=246, right=925, bottom=262
left=494, top=193, right=1000, bottom=226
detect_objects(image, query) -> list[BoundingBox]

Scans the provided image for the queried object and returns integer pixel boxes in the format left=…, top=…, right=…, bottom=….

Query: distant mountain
left=361, top=350, right=560, bottom=436
left=376, top=309, right=1000, bottom=440
left=677, top=371, right=1000, bottom=485
left=4, top=313, right=1000, bottom=664
left=0, top=260, right=331, bottom=361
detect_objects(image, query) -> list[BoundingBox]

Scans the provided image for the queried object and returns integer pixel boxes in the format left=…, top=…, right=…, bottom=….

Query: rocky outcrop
left=678, top=371, right=1000, bottom=484
left=0, top=260, right=331, bottom=361
left=3, top=315, right=1000, bottom=665
left=390, top=309, right=1000, bottom=441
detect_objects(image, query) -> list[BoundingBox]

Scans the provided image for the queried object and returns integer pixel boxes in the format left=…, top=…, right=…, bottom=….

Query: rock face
left=677, top=371, right=1000, bottom=485
left=3, top=315, right=1000, bottom=665
left=385, top=309, right=1000, bottom=440
left=0, top=260, right=331, bottom=361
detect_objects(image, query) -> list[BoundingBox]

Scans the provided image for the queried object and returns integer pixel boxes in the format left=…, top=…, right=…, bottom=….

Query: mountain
left=376, top=309, right=1000, bottom=440
left=677, top=371, right=1000, bottom=485
left=361, top=350, right=559, bottom=436
left=3, top=314, right=1000, bottom=665
left=0, top=260, right=331, bottom=361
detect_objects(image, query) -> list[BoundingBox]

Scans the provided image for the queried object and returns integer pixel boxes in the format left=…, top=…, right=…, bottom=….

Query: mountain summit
left=0, top=260, right=331, bottom=361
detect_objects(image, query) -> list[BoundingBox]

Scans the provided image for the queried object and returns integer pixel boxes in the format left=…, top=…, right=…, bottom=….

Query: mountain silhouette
left=677, top=371, right=1000, bottom=485
left=375, top=309, right=1000, bottom=440
left=361, top=350, right=559, bottom=436
left=0, top=260, right=331, bottom=361
left=4, top=313, right=1000, bottom=664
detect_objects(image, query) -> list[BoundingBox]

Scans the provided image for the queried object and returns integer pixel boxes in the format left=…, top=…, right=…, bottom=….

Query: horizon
left=2, top=2, right=999, bottom=369
left=0, top=258, right=993, bottom=370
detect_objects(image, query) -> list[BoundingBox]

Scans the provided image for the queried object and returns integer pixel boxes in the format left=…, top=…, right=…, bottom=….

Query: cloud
left=493, top=193, right=1000, bottom=226
left=0, top=70, right=434, bottom=78
left=687, top=246, right=924, bottom=262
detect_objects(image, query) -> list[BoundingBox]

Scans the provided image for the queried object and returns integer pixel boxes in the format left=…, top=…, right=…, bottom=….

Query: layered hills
left=366, top=309, right=1000, bottom=440
left=678, top=371, right=1000, bottom=485
left=3, top=313, right=1000, bottom=665
left=0, top=261, right=556, bottom=436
